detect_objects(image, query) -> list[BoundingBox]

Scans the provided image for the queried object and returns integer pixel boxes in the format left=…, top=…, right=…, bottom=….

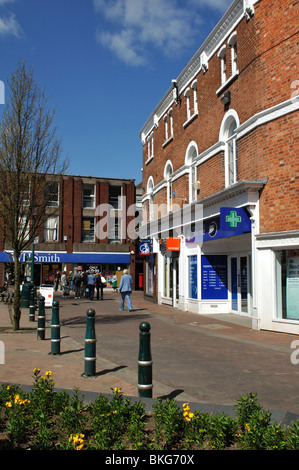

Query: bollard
left=50, top=300, right=60, bottom=355
left=37, top=295, right=45, bottom=340
left=138, top=321, right=153, bottom=398
left=29, top=288, right=35, bottom=322
left=82, top=309, right=96, bottom=377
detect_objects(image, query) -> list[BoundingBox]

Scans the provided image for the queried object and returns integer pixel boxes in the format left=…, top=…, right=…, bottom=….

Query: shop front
left=0, top=251, right=131, bottom=287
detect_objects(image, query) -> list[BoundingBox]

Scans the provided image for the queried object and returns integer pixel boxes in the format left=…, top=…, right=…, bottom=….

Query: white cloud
left=93, top=0, right=206, bottom=66
left=0, top=12, right=21, bottom=37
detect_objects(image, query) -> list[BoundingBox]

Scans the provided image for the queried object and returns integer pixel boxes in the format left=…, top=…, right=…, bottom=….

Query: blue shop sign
left=139, top=240, right=152, bottom=255
left=201, top=255, right=228, bottom=300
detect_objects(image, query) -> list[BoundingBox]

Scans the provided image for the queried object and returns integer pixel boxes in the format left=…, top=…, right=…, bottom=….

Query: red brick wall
left=142, top=0, right=298, bottom=235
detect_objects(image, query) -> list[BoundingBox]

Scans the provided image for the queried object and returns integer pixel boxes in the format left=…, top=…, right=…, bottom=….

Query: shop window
left=276, top=249, right=299, bottom=320
left=82, top=184, right=95, bottom=209
left=44, top=215, right=58, bottom=242
left=82, top=217, right=95, bottom=242
left=188, top=255, right=198, bottom=299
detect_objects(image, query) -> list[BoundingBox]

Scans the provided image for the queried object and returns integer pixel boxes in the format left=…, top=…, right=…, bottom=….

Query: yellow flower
left=5, top=401, right=12, bottom=407
left=6, top=386, right=10, bottom=391
left=245, top=423, right=251, bottom=432
left=45, top=370, right=52, bottom=377
left=114, top=387, right=122, bottom=393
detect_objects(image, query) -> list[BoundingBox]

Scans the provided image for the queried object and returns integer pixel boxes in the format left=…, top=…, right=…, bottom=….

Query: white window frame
left=228, top=32, right=238, bottom=76
left=44, top=215, right=58, bottom=242
left=82, top=184, right=95, bottom=209
left=218, top=45, right=227, bottom=85
left=220, top=111, right=239, bottom=187
left=185, top=142, right=198, bottom=203
left=164, top=161, right=173, bottom=213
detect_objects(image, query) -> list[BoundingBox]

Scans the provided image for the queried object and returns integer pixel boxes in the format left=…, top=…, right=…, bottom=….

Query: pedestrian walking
left=118, top=269, right=133, bottom=311
left=95, top=272, right=103, bottom=300
left=112, top=272, right=118, bottom=292
left=61, top=270, right=69, bottom=297
left=87, top=270, right=96, bottom=300
left=73, top=269, right=81, bottom=299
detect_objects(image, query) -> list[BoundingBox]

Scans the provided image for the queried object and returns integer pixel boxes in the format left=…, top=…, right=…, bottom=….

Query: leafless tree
left=0, top=61, right=69, bottom=330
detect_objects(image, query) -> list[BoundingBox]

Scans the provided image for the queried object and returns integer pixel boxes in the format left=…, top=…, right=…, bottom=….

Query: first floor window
left=82, top=217, right=94, bottom=242
left=44, top=215, right=58, bottom=241
left=276, top=249, right=299, bottom=320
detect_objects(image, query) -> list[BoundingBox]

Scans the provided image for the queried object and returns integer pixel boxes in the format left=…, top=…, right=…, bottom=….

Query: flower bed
left=0, top=369, right=299, bottom=450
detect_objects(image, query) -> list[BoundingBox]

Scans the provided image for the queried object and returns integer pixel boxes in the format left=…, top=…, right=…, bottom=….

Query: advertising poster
left=188, top=256, right=198, bottom=299
left=287, top=256, right=299, bottom=319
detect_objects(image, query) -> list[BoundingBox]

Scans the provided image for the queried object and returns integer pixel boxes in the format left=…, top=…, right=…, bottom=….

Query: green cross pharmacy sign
left=220, top=207, right=251, bottom=232
left=225, top=210, right=242, bottom=228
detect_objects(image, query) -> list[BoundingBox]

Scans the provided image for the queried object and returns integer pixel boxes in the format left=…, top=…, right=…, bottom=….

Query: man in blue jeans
left=118, top=269, right=133, bottom=311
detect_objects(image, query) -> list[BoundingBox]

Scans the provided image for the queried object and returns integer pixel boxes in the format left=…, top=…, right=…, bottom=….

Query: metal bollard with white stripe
left=83, top=309, right=96, bottom=377
left=29, top=288, right=35, bottom=322
left=50, top=300, right=61, bottom=355
left=37, top=295, right=45, bottom=340
left=138, top=321, right=153, bottom=398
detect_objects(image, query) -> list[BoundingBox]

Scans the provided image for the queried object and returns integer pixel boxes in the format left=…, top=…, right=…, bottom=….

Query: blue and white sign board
left=201, top=255, right=228, bottom=300
left=139, top=240, right=152, bottom=255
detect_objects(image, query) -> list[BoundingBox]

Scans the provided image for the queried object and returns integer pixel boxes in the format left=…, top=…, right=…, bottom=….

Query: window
left=82, top=184, right=95, bottom=209
left=164, top=161, right=173, bottom=212
left=218, top=46, right=227, bottom=85
left=82, top=217, right=94, bottom=242
left=185, top=142, right=198, bottom=203
left=220, top=111, right=239, bottom=187
left=226, top=119, right=238, bottom=186
left=108, top=215, right=121, bottom=243
left=147, top=177, right=154, bottom=221
left=45, top=181, right=59, bottom=207
left=44, top=215, right=58, bottom=241
left=228, top=32, right=238, bottom=75
left=184, top=88, right=191, bottom=121
left=163, top=109, right=173, bottom=144
left=276, top=249, right=299, bottom=320
left=109, top=185, right=122, bottom=209
left=191, top=80, right=198, bottom=115
left=147, top=132, right=154, bottom=161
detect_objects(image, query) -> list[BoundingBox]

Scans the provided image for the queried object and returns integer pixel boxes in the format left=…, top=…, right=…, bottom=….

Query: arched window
left=164, top=161, right=173, bottom=212
left=147, top=176, right=154, bottom=220
left=220, top=111, right=239, bottom=187
left=185, top=142, right=198, bottom=202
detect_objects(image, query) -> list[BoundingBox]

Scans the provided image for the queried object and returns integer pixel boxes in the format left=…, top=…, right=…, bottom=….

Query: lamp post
left=31, top=204, right=39, bottom=286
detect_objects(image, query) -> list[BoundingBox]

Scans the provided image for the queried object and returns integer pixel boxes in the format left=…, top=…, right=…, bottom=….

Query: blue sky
left=0, top=0, right=231, bottom=184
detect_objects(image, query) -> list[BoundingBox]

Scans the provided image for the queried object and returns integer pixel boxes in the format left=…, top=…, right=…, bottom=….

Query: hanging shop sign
left=139, top=240, right=152, bottom=255
left=166, top=237, right=180, bottom=251
left=220, top=207, right=251, bottom=232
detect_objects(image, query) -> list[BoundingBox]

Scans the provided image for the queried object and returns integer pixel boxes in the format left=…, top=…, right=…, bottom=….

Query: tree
left=0, top=61, right=69, bottom=330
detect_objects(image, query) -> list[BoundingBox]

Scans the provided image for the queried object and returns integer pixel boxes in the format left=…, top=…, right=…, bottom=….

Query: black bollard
left=29, top=288, right=35, bottom=322
left=37, top=295, right=45, bottom=340
left=50, top=300, right=60, bottom=355
left=138, top=321, right=153, bottom=398
left=82, top=309, right=96, bottom=377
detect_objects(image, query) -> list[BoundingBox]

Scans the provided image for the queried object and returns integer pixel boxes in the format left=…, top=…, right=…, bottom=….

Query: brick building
left=139, top=0, right=299, bottom=333
left=0, top=175, right=138, bottom=289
